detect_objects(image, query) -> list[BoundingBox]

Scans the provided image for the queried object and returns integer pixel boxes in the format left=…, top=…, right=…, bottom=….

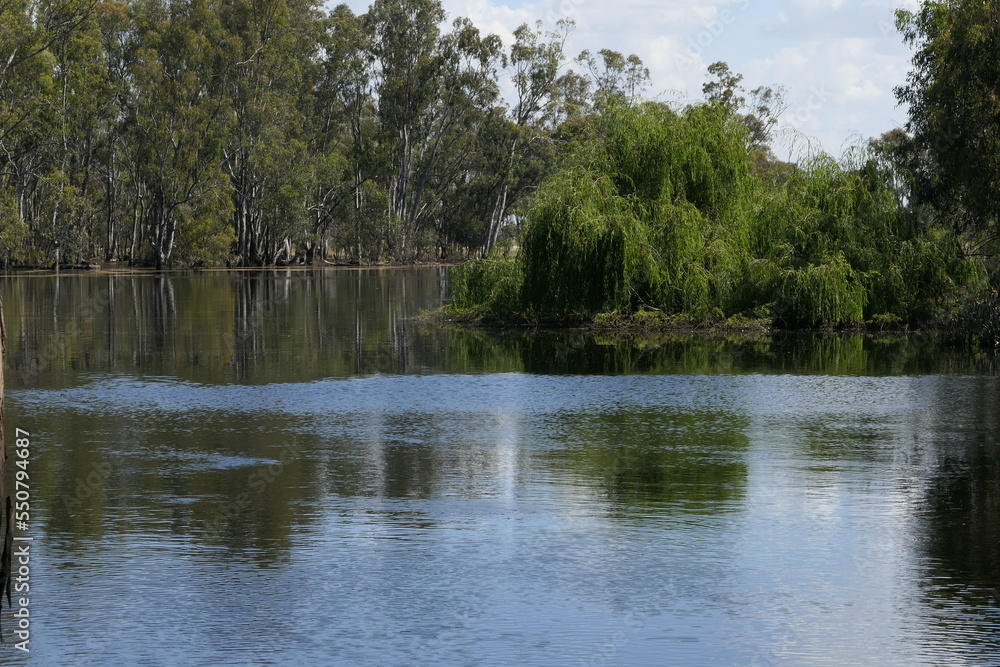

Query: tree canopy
left=449, top=1, right=1000, bottom=330
left=451, top=100, right=987, bottom=328
left=2, top=0, right=997, bottom=334
left=894, top=0, right=1000, bottom=241
left=0, top=0, right=651, bottom=267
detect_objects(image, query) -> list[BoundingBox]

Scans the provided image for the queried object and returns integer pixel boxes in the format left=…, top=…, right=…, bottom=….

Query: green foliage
left=519, top=166, right=654, bottom=315
left=172, top=174, right=236, bottom=266
left=452, top=101, right=988, bottom=328
left=778, top=252, right=866, bottom=327
left=896, top=0, right=1000, bottom=237
left=0, top=188, right=31, bottom=266
left=0, top=0, right=995, bottom=279
left=334, top=180, right=404, bottom=264
left=0, top=0, right=543, bottom=267
left=450, top=256, right=522, bottom=314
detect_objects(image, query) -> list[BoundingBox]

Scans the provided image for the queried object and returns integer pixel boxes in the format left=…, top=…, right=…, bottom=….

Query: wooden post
left=0, top=295, right=10, bottom=624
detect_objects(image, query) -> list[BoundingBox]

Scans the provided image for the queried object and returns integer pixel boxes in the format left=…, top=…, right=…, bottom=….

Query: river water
left=1, top=267, right=998, bottom=665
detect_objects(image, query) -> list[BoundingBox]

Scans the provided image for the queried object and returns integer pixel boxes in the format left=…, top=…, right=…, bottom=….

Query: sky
left=337, top=0, right=923, bottom=159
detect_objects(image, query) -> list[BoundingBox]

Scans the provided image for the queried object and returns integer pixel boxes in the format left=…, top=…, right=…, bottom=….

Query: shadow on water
left=1, top=268, right=449, bottom=387
left=918, top=379, right=1000, bottom=640
left=446, top=326, right=998, bottom=377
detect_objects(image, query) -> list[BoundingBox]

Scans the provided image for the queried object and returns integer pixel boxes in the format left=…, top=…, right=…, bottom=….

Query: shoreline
left=0, top=260, right=462, bottom=278
left=3, top=265, right=991, bottom=345
left=424, top=306, right=974, bottom=339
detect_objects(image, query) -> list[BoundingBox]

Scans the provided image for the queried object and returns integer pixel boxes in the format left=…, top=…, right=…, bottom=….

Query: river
left=1, top=267, right=998, bottom=665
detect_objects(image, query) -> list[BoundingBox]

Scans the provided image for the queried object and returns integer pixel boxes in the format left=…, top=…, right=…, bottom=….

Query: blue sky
left=338, top=0, right=923, bottom=159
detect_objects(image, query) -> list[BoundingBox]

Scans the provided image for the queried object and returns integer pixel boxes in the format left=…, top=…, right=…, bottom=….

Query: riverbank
left=0, top=260, right=462, bottom=277
left=432, top=304, right=945, bottom=335
left=429, top=298, right=1000, bottom=357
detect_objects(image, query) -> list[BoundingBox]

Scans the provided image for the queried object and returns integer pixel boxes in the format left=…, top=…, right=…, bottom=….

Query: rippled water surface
left=1, top=268, right=999, bottom=665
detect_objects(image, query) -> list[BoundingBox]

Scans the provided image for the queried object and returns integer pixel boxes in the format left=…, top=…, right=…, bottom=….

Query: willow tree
left=452, top=99, right=986, bottom=327
left=510, top=101, right=757, bottom=318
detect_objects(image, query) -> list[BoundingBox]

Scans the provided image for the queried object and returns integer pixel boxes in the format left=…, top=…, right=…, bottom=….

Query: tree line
left=451, top=0, right=1000, bottom=330
left=0, top=0, right=656, bottom=267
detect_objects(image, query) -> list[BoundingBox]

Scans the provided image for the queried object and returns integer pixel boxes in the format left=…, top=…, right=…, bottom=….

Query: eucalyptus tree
left=45, top=3, right=129, bottom=262
left=126, top=0, right=233, bottom=267
left=93, top=0, right=137, bottom=261
left=420, top=17, right=503, bottom=254
left=896, top=0, right=1000, bottom=242
left=549, top=69, right=590, bottom=128
left=366, top=0, right=443, bottom=257
left=478, top=19, right=569, bottom=252
left=546, top=47, right=648, bottom=130
left=0, top=0, right=48, bottom=261
left=509, top=19, right=571, bottom=127
left=309, top=3, right=377, bottom=263
left=702, top=61, right=745, bottom=114
left=576, top=47, right=649, bottom=109
left=218, top=0, right=321, bottom=265
left=702, top=61, right=785, bottom=150
left=0, top=0, right=97, bottom=264
left=367, top=0, right=502, bottom=259
left=0, top=0, right=97, bottom=136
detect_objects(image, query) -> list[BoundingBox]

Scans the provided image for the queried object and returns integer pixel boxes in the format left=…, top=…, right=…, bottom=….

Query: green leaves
left=896, top=0, right=1000, bottom=239
left=2, top=0, right=988, bottom=282
left=452, top=100, right=986, bottom=328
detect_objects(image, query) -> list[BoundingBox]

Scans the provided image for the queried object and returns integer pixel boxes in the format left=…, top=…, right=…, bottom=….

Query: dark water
left=1, top=268, right=999, bottom=666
